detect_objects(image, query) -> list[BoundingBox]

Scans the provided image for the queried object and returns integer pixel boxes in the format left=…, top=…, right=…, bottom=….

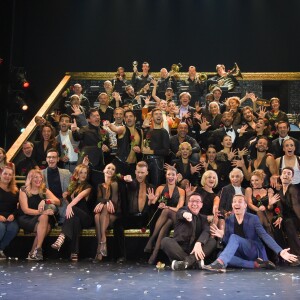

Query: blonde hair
left=201, top=170, right=218, bottom=188
left=251, top=169, right=266, bottom=182
left=25, top=169, right=46, bottom=197
left=179, top=142, right=192, bottom=152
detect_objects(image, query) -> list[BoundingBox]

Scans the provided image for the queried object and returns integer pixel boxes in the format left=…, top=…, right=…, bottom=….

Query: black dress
left=195, top=187, right=216, bottom=216
left=18, top=190, right=56, bottom=232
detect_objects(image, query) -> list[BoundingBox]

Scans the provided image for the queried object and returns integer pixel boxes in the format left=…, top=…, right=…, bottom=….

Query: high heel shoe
left=144, top=238, right=154, bottom=253
left=51, top=233, right=65, bottom=251
left=94, top=244, right=103, bottom=261
left=100, top=241, right=107, bottom=257
left=148, top=249, right=158, bottom=265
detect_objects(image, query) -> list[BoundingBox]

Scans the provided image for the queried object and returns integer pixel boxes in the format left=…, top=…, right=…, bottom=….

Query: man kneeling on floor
left=161, top=192, right=217, bottom=270
left=203, top=194, right=298, bottom=272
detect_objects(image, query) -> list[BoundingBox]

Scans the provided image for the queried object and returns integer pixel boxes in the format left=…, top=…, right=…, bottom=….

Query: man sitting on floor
left=203, top=194, right=298, bottom=272
left=161, top=192, right=216, bottom=270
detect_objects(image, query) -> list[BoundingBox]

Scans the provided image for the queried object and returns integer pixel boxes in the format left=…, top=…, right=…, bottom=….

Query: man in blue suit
left=203, top=194, right=298, bottom=272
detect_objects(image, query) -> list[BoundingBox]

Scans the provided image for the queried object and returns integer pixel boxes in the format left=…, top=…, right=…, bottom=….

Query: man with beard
left=161, top=193, right=216, bottom=270
left=199, top=111, right=241, bottom=151
left=203, top=194, right=298, bottom=272
left=56, top=114, right=80, bottom=172
left=105, top=109, right=143, bottom=176
left=235, top=136, right=278, bottom=188
left=142, top=108, right=170, bottom=186
left=278, top=167, right=300, bottom=265
left=16, top=141, right=38, bottom=176
left=169, top=123, right=201, bottom=163
left=71, top=108, right=110, bottom=170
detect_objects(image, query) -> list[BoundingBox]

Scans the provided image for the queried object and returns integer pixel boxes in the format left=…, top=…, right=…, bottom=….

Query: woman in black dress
left=51, top=164, right=93, bottom=261
left=144, top=167, right=185, bottom=264
left=93, top=163, right=120, bottom=261
left=18, top=169, right=60, bottom=260
left=0, top=166, right=19, bottom=259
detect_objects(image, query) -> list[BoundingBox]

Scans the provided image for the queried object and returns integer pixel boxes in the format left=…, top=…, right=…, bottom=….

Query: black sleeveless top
left=160, top=185, right=180, bottom=208
left=116, top=126, right=142, bottom=162
left=250, top=155, right=272, bottom=187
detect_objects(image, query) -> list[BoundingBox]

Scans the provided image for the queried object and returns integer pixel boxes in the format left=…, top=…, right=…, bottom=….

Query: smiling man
left=161, top=192, right=216, bottom=270
left=203, top=194, right=298, bottom=272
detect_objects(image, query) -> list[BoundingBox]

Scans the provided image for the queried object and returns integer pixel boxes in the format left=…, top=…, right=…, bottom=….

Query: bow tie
left=226, top=128, right=233, bottom=132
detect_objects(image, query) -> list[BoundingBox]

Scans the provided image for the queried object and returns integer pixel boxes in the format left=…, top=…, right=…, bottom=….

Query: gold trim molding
left=67, top=72, right=300, bottom=81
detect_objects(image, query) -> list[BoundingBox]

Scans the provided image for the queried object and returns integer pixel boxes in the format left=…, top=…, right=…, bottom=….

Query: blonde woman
left=186, top=170, right=220, bottom=224
left=18, top=169, right=60, bottom=260
left=145, top=167, right=185, bottom=264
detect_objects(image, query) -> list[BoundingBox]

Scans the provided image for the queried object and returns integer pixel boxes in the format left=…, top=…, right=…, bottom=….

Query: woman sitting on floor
left=0, top=166, right=19, bottom=260
left=144, top=166, right=185, bottom=265
left=18, top=169, right=60, bottom=260
left=51, top=164, right=93, bottom=261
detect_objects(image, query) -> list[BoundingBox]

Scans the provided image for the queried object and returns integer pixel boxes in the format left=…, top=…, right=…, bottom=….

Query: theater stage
left=0, top=260, right=299, bottom=300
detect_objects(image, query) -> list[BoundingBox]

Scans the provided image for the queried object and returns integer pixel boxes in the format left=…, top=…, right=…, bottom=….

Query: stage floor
left=0, top=260, right=300, bottom=300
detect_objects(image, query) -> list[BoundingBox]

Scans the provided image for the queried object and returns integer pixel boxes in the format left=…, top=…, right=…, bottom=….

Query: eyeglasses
left=189, top=200, right=202, bottom=204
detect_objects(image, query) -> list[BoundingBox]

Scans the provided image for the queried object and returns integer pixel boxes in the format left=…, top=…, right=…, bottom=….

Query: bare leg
left=35, top=215, right=50, bottom=249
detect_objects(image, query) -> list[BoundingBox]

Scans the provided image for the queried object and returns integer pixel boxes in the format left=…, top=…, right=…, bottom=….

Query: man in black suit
left=271, top=121, right=300, bottom=158
left=219, top=168, right=245, bottom=214
left=199, top=111, right=241, bottom=151
left=161, top=193, right=217, bottom=270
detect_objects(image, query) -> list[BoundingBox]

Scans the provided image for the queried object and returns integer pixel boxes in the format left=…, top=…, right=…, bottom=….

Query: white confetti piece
left=144, top=291, right=148, bottom=294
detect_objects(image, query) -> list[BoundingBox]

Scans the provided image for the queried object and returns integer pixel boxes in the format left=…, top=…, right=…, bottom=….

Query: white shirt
left=59, top=131, right=78, bottom=162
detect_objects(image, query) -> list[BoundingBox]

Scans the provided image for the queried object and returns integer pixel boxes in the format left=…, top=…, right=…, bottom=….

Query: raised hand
left=71, top=105, right=82, bottom=116
left=210, top=223, right=224, bottom=238
left=258, top=106, right=266, bottom=118
left=185, top=183, right=197, bottom=198
left=146, top=187, right=156, bottom=204
left=190, top=163, right=202, bottom=174
left=198, top=116, right=211, bottom=132
left=269, top=193, right=281, bottom=206
left=227, top=148, right=237, bottom=161
left=70, top=118, right=78, bottom=131
left=238, top=147, right=249, bottom=158
left=239, top=124, right=248, bottom=136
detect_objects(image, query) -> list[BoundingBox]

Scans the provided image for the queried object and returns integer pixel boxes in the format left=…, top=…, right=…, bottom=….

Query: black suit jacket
left=219, top=184, right=245, bottom=212
left=173, top=206, right=210, bottom=247
left=202, top=126, right=240, bottom=151
left=271, top=137, right=300, bottom=158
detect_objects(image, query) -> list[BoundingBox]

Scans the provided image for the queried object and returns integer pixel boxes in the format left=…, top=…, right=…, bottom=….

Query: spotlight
left=16, top=95, right=28, bottom=111
left=12, top=117, right=26, bottom=133
left=10, top=67, right=30, bottom=89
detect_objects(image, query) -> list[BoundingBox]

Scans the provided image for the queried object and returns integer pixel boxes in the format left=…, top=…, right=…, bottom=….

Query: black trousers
left=161, top=237, right=217, bottom=267
left=283, top=217, right=300, bottom=256
left=146, top=157, right=164, bottom=187
left=62, top=206, right=93, bottom=253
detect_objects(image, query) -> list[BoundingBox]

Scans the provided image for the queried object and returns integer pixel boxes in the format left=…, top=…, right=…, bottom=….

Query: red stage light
left=23, top=81, right=30, bottom=88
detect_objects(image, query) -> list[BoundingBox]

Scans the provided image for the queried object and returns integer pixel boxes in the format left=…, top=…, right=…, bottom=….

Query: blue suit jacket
left=224, top=213, right=282, bottom=260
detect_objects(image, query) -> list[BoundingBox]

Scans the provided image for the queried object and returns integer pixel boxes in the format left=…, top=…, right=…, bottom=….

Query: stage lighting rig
left=16, top=95, right=28, bottom=111
left=10, top=67, right=30, bottom=89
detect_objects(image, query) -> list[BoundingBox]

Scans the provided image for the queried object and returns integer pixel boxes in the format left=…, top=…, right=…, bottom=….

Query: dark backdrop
left=1, top=0, right=300, bottom=147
